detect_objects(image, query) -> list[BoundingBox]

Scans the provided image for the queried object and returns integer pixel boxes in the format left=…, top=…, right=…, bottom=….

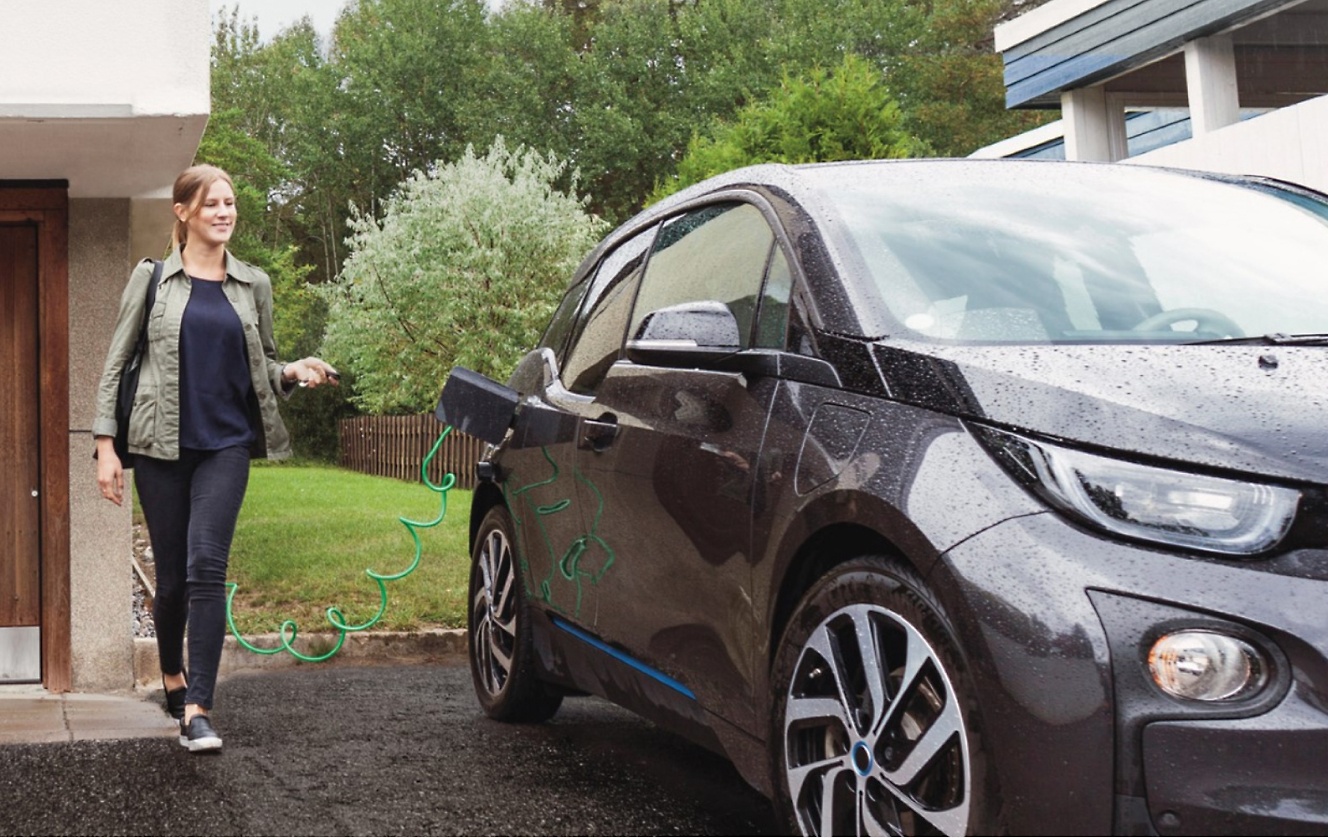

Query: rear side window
left=630, top=203, right=775, bottom=349
left=541, top=274, right=591, bottom=365
left=755, top=246, right=792, bottom=349
left=560, top=226, right=656, bottom=395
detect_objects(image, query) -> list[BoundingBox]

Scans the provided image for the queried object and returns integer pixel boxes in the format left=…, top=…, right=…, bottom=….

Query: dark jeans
left=135, top=446, right=251, bottom=710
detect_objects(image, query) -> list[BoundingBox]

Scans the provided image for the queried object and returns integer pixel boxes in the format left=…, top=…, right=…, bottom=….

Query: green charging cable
left=506, top=445, right=616, bottom=618
left=224, top=426, right=456, bottom=662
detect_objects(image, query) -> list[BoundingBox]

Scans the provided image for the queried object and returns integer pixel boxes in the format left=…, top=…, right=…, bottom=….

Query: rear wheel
left=468, top=505, right=562, bottom=722
left=771, top=557, right=998, bottom=836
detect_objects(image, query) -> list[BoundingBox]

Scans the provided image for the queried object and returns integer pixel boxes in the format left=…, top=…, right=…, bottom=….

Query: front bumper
left=935, top=511, right=1328, bottom=836
left=1139, top=698, right=1328, bottom=835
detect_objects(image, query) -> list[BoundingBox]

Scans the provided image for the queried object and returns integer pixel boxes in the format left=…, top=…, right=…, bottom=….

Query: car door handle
left=581, top=414, right=619, bottom=452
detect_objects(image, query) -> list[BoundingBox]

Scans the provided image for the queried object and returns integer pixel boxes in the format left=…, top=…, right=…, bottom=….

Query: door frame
left=0, top=183, right=71, bottom=692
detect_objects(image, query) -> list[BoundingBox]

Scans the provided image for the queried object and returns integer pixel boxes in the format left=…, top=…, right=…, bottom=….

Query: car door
left=497, top=272, right=597, bottom=623
left=511, top=225, right=658, bottom=623
left=571, top=200, right=791, bottom=732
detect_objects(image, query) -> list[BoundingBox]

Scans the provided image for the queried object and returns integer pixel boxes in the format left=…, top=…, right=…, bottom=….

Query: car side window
left=541, top=273, right=592, bottom=365
left=560, top=226, right=656, bottom=395
left=754, top=245, right=792, bottom=349
left=630, top=202, right=775, bottom=349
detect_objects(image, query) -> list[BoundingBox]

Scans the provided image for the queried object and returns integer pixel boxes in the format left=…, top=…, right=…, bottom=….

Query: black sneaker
left=179, top=715, right=223, bottom=752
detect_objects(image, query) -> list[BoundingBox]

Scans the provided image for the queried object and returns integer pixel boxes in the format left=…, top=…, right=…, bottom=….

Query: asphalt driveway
left=0, top=664, right=778, bottom=836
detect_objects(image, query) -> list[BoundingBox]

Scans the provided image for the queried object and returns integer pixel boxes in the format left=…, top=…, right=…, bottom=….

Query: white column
left=1061, top=86, right=1126, bottom=161
left=1185, top=33, right=1240, bottom=136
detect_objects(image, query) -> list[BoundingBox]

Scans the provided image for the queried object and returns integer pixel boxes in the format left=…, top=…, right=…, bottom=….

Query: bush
left=319, top=137, right=608, bottom=414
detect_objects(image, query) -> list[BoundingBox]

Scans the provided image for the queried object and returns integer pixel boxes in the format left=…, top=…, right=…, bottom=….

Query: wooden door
left=0, top=224, right=42, bottom=680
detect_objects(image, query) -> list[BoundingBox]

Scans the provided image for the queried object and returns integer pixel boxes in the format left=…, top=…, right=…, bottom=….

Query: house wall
left=1129, top=94, right=1328, bottom=194
left=997, top=0, right=1291, bottom=108
left=67, top=200, right=136, bottom=691
left=0, top=1, right=208, bottom=119
left=0, top=2, right=210, bottom=202
left=1, top=0, right=209, bottom=691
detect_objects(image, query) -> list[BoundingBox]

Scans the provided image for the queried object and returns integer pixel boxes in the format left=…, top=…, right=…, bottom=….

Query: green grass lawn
left=225, top=461, right=472, bottom=635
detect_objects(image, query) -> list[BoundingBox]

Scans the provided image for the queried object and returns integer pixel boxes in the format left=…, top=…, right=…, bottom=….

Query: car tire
left=770, top=557, right=999, bottom=836
left=468, top=505, right=563, bottom=723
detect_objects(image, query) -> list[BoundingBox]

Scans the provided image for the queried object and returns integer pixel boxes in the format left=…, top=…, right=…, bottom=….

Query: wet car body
left=466, top=160, right=1328, bottom=835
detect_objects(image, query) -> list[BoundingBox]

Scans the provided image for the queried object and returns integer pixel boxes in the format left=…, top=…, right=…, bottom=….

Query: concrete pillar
left=1061, top=86, right=1127, bottom=162
left=1185, top=33, right=1240, bottom=136
left=130, top=195, right=175, bottom=262
left=68, top=199, right=136, bottom=692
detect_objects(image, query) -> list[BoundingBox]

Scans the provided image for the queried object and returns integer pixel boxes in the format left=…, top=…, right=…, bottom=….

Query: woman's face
left=178, top=179, right=236, bottom=249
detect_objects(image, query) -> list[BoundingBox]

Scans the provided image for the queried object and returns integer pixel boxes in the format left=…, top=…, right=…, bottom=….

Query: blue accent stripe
left=550, top=616, right=696, bottom=700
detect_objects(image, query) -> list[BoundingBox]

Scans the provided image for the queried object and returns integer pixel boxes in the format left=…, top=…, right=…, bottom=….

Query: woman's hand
left=95, top=436, right=125, bottom=506
left=282, top=357, right=341, bottom=389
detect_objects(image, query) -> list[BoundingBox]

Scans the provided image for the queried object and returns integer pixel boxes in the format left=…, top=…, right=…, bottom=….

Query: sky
left=209, top=0, right=505, bottom=42
left=209, top=0, right=351, bottom=43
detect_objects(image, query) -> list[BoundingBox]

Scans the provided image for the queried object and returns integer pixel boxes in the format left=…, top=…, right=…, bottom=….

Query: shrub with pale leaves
left=320, top=138, right=607, bottom=413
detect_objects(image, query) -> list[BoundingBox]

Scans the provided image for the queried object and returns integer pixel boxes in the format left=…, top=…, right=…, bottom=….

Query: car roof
left=569, top=159, right=1317, bottom=336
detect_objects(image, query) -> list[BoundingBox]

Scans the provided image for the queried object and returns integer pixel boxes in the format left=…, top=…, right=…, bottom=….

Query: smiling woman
left=93, top=164, right=340, bottom=753
left=179, top=178, right=236, bottom=252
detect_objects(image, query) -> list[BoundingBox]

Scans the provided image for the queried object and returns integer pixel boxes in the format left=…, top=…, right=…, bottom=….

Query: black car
left=462, top=159, right=1328, bottom=836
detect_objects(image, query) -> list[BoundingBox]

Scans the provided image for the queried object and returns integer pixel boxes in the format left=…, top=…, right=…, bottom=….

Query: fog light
left=1148, top=631, right=1266, bottom=701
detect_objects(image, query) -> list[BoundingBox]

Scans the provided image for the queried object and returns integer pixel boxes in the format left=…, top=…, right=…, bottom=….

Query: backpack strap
left=133, top=259, right=163, bottom=358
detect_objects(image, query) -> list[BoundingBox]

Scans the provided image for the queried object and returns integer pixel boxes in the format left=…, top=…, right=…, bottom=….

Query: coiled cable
left=225, top=426, right=455, bottom=662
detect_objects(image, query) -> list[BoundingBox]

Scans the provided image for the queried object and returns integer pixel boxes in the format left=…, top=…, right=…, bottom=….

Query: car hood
left=872, top=342, right=1328, bottom=484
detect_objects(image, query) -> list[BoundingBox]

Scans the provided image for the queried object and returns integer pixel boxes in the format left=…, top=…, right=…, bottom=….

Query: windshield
left=809, top=162, right=1328, bottom=344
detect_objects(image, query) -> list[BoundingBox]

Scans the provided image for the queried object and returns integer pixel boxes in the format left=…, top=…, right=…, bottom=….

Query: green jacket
left=94, top=248, right=294, bottom=461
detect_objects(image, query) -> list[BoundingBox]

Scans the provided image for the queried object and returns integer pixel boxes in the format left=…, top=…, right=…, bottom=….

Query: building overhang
left=0, top=0, right=211, bottom=198
left=997, top=0, right=1328, bottom=108
left=0, top=111, right=208, bottom=199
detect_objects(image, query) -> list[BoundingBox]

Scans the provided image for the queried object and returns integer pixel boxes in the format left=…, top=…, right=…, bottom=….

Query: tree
left=200, top=0, right=1052, bottom=428
left=652, top=53, right=926, bottom=201
left=889, top=0, right=1051, bottom=157
left=459, top=2, right=582, bottom=167
left=325, top=0, right=491, bottom=206
left=319, top=138, right=608, bottom=413
left=204, top=10, right=353, bottom=457
left=564, top=0, right=694, bottom=223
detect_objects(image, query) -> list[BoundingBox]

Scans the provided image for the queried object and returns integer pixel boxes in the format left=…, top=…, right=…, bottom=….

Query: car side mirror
left=625, top=301, right=741, bottom=367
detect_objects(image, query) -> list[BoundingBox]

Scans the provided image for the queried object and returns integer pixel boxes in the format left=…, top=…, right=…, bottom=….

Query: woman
left=94, top=164, right=338, bottom=753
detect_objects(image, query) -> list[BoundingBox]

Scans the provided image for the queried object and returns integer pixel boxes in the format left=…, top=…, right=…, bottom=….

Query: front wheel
left=468, top=505, right=562, bottom=722
left=770, top=557, right=999, bottom=836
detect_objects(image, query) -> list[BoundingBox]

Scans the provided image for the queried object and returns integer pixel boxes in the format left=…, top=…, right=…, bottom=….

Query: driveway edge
left=133, top=629, right=468, bottom=688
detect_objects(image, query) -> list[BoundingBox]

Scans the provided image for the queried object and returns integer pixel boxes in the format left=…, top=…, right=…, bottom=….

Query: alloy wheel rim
left=473, top=526, right=518, bottom=696
left=784, top=603, right=971, bottom=836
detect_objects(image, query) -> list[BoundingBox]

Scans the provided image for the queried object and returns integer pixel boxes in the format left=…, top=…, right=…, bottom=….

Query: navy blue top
left=178, top=278, right=256, bottom=451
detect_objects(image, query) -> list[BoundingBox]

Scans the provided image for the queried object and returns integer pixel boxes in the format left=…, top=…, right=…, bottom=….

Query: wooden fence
left=339, top=415, right=487, bottom=488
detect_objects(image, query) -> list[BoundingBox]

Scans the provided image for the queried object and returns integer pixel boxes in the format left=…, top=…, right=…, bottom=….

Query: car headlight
left=976, top=427, right=1300, bottom=555
left=1148, top=630, right=1268, bottom=701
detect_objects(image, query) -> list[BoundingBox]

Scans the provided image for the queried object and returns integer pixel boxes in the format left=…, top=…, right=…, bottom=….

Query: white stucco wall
left=0, top=1, right=210, bottom=199
left=1129, top=94, right=1328, bottom=195
left=0, top=0, right=209, bottom=117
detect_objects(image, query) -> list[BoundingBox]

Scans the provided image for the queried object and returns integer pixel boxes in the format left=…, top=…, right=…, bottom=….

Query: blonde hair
left=171, top=165, right=236, bottom=250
